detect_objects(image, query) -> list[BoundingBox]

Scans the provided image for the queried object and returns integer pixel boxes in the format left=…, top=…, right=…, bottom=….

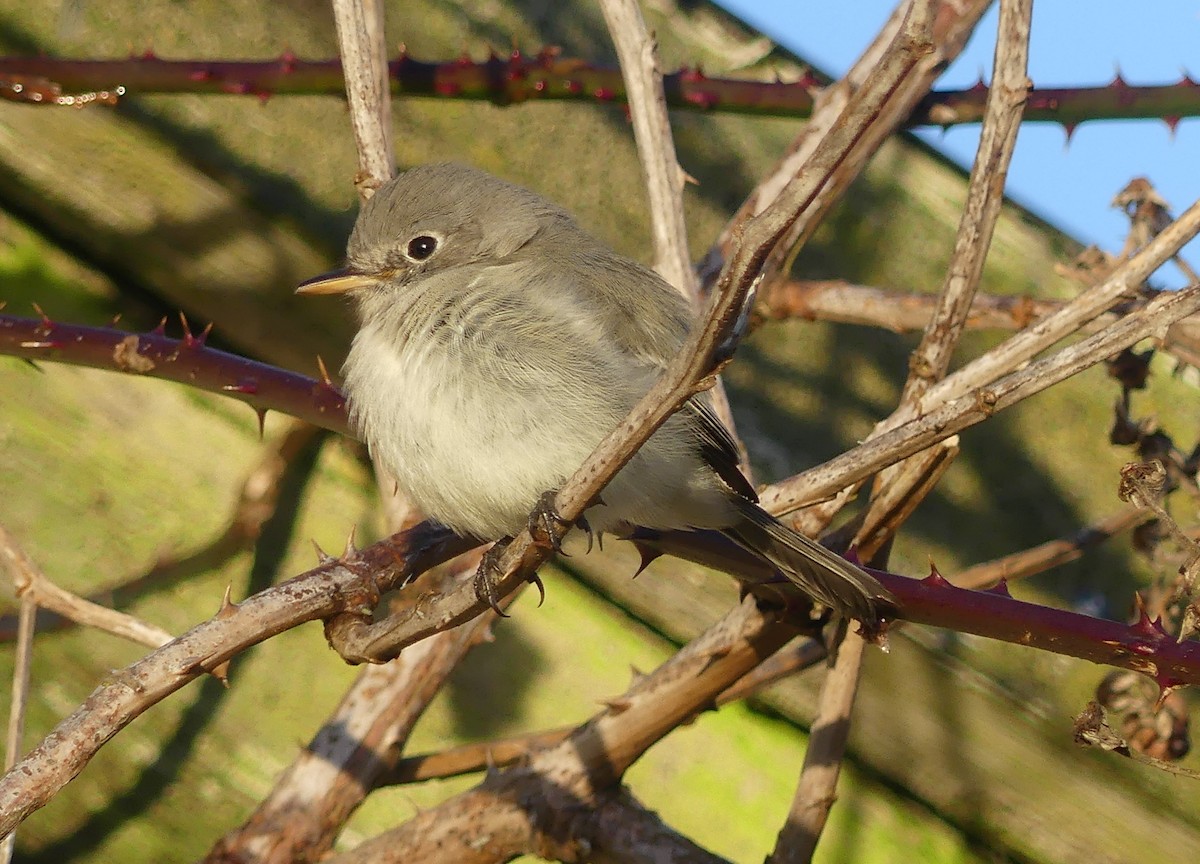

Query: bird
left=297, top=162, right=893, bottom=625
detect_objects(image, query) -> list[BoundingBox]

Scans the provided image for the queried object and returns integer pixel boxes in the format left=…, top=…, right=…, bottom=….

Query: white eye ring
left=406, top=235, right=439, bottom=261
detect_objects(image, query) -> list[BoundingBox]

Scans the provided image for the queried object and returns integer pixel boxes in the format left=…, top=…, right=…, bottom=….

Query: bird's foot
left=473, top=536, right=547, bottom=613
left=528, top=490, right=593, bottom=555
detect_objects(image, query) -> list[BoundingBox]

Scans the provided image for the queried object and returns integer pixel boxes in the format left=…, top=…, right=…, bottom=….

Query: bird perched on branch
left=298, top=162, right=893, bottom=626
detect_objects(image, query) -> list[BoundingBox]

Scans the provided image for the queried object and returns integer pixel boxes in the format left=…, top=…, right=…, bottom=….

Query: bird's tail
left=721, top=497, right=894, bottom=625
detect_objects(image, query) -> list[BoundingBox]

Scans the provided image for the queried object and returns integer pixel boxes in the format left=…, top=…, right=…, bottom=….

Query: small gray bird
left=298, top=163, right=892, bottom=624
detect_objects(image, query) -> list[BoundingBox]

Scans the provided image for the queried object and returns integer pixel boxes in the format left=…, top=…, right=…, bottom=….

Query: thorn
left=188, top=67, right=212, bottom=82
left=106, top=313, right=122, bottom=328
left=141, top=47, right=157, bottom=61
left=279, top=48, right=297, bottom=72
left=1165, top=116, right=1181, bottom=139
left=255, top=408, right=267, bottom=439
left=1062, top=122, right=1078, bottom=147
left=21, top=358, right=43, bottom=373
left=1154, top=672, right=1186, bottom=697
left=1131, top=592, right=1156, bottom=635
left=182, top=320, right=213, bottom=349
left=344, top=525, right=358, bottom=558
left=151, top=316, right=168, bottom=336
left=312, top=540, right=335, bottom=565
left=628, top=664, right=646, bottom=688
left=631, top=542, right=663, bottom=578
left=984, top=578, right=1013, bottom=598
left=179, top=311, right=192, bottom=340
left=30, top=302, right=51, bottom=326
left=921, top=560, right=953, bottom=588
left=217, top=583, right=238, bottom=617
left=316, top=355, right=334, bottom=386
left=602, top=696, right=632, bottom=714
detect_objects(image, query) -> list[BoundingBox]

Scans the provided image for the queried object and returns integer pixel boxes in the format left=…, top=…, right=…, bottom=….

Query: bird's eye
left=406, top=235, right=438, bottom=261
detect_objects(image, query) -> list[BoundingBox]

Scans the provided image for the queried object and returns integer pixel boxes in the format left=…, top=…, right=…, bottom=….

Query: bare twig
left=0, top=597, right=33, bottom=864
left=331, top=0, right=393, bottom=198
left=903, top=0, right=1032, bottom=397
left=703, top=0, right=990, bottom=287
left=598, top=0, right=748, bottom=472
left=206, top=565, right=498, bottom=864
left=768, top=633, right=865, bottom=864
left=383, top=633, right=827, bottom=787
left=0, top=523, right=474, bottom=838
left=0, top=524, right=173, bottom=650
left=954, top=508, right=1144, bottom=590
left=755, top=278, right=1058, bottom=332
left=762, top=194, right=1200, bottom=517
left=599, top=0, right=694, bottom=297
left=775, top=6, right=1029, bottom=855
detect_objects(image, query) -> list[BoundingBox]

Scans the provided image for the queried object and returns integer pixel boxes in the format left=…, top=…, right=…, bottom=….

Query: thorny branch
left=3, top=54, right=1199, bottom=130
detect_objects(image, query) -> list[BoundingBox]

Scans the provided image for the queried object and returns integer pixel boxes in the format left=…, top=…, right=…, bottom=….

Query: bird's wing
left=567, top=249, right=756, bottom=501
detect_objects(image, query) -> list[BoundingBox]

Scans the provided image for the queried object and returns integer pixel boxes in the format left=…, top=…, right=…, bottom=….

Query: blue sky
left=715, top=1, right=1200, bottom=288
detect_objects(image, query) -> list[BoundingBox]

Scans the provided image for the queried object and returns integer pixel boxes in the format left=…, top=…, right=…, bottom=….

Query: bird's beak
left=295, top=268, right=380, bottom=296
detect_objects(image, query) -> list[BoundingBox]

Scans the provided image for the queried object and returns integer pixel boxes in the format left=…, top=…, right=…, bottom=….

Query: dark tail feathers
left=722, top=497, right=894, bottom=624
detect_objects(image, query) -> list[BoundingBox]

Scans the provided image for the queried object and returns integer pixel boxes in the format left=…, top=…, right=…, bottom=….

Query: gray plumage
left=300, top=163, right=892, bottom=623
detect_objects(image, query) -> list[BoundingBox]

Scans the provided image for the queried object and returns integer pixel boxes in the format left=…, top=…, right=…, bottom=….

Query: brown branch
left=768, top=634, right=866, bottom=864
left=332, top=594, right=792, bottom=863
left=0, top=523, right=174, bottom=651
left=0, top=596, right=32, bottom=864
left=755, top=278, right=1059, bottom=332
left=206, top=562, right=498, bottom=864
left=776, top=8, right=1033, bottom=857
left=599, top=0, right=694, bottom=297
left=953, top=508, right=1144, bottom=590
left=331, top=0, right=393, bottom=199
left=599, top=0, right=748, bottom=472
left=383, top=633, right=828, bottom=787
left=703, top=0, right=990, bottom=288
left=0, top=522, right=475, bottom=838
left=761, top=195, right=1200, bottom=516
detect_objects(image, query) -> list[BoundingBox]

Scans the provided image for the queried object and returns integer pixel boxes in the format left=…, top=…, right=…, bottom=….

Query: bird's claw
left=474, top=539, right=512, bottom=618
left=473, top=535, right=550, bottom=614
left=528, top=490, right=577, bottom=555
